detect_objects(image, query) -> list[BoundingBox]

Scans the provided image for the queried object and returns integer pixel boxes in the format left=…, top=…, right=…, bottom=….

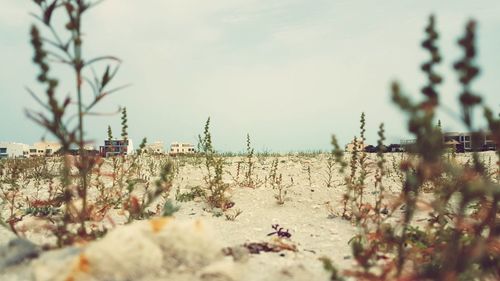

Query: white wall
left=169, top=142, right=195, bottom=154
left=32, top=141, right=62, bottom=156
left=0, top=142, right=29, bottom=158
left=126, top=139, right=135, bottom=155
left=145, top=141, right=165, bottom=154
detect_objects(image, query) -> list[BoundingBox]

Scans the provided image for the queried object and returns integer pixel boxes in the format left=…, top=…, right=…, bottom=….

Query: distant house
left=399, top=139, right=416, bottom=152
left=356, top=131, right=496, bottom=155
left=345, top=138, right=365, bottom=153
left=0, top=142, right=30, bottom=159
left=443, top=132, right=472, bottom=151
left=29, top=141, right=62, bottom=157
left=387, top=144, right=404, bottom=152
left=65, top=144, right=99, bottom=156
left=169, top=142, right=195, bottom=155
left=99, top=139, right=134, bottom=157
left=443, top=132, right=496, bottom=152
left=145, top=141, right=165, bottom=154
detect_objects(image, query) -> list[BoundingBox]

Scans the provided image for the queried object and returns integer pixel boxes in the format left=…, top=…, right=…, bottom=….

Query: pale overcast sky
left=1, top=0, right=499, bottom=152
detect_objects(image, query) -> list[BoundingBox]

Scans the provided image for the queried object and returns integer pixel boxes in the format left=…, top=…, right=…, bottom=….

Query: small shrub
left=324, top=150, right=336, bottom=188
left=198, top=118, right=232, bottom=210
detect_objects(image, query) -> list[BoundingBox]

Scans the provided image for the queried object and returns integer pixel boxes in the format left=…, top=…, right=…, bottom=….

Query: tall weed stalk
left=26, top=0, right=125, bottom=245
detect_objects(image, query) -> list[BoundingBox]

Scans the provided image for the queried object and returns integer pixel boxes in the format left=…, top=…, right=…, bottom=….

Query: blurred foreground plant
left=24, top=0, right=125, bottom=246
left=328, top=15, right=500, bottom=281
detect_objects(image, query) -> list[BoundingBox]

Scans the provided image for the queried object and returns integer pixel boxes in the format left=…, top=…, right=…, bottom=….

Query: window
left=0, top=148, right=6, bottom=153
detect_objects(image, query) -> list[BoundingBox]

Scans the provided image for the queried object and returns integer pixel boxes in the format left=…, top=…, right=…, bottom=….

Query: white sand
left=0, top=152, right=496, bottom=281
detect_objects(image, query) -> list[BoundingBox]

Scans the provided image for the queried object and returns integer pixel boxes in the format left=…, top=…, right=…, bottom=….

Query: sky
left=1, top=0, right=499, bottom=152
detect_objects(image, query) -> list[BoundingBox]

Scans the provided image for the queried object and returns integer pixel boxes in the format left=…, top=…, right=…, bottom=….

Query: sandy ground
left=0, top=152, right=496, bottom=281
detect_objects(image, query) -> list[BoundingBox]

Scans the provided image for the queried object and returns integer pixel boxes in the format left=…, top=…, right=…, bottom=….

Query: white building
left=0, top=142, right=30, bottom=158
left=145, top=141, right=165, bottom=154
left=169, top=142, right=195, bottom=155
left=99, top=139, right=134, bottom=157
left=345, top=138, right=365, bottom=153
left=29, top=141, right=62, bottom=157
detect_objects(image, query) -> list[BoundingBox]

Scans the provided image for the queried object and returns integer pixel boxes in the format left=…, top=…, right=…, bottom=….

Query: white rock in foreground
left=33, top=218, right=237, bottom=281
